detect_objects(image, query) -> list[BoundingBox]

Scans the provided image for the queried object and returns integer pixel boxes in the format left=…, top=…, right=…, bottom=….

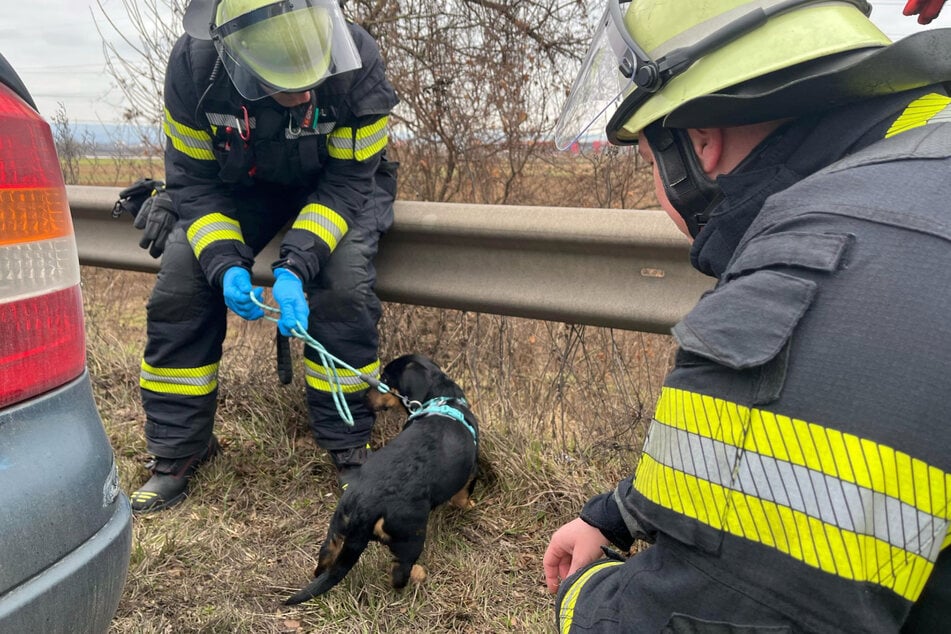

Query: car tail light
left=0, top=84, right=86, bottom=409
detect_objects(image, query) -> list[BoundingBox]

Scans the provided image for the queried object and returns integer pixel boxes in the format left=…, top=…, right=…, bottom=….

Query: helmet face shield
left=553, top=1, right=640, bottom=150
left=212, top=0, right=361, bottom=101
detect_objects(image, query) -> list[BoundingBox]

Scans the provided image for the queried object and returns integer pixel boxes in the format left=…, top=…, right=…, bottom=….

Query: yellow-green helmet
left=555, top=0, right=898, bottom=148
left=183, top=0, right=361, bottom=100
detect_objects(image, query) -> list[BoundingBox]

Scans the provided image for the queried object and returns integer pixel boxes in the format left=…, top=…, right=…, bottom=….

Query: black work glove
left=133, top=190, right=178, bottom=258
left=112, top=177, right=164, bottom=219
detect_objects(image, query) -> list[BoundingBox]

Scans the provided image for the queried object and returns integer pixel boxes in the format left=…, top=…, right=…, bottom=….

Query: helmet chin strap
left=641, top=122, right=722, bottom=238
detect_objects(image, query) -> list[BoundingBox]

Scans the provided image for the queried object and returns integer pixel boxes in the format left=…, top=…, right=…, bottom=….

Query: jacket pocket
left=663, top=613, right=792, bottom=633
left=673, top=270, right=817, bottom=371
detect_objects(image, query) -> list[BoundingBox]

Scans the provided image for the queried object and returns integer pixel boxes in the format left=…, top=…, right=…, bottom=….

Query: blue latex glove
left=272, top=268, right=310, bottom=336
left=222, top=267, right=264, bottom=320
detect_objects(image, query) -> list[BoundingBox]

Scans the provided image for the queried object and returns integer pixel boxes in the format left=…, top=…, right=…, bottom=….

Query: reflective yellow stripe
left=186, top=213, right=245, bottom=258
left=327, top=126, right=354, bottom=160
left=163, top=107, right=214, bottom=161
left=292, top=204, right=349, bottom=251
left=304, top=358, right=380, bottom=394
left=129, top=491, right=159, bottom=505
left=140, top=360, right=219, bottom=396
left=327, top=116, right=389, bottom=161
left=557, top=560, right=623, bottom=634
left=637, top=387, right=951, bottom=601
left=885, top=93, right=951, bottom=138
left=354, top=116, right=388, bottom=161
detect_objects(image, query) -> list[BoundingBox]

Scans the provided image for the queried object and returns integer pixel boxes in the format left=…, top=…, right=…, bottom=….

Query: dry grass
left=82, top=263, right=675, bottom=634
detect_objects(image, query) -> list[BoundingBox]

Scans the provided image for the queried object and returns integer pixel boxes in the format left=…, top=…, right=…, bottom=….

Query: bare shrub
left=51, top=103, right=95, bottom=184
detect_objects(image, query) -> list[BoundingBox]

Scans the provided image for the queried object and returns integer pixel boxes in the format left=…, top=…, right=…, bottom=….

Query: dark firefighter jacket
left=580, top=87, right=951, bottom=632
left=161, top=21, right=398, bottom=287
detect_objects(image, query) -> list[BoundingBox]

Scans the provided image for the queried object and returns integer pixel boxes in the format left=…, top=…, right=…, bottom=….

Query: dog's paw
left=410, top=564, right=427, bottom=584
left=449, top=489, right=475, bottom=509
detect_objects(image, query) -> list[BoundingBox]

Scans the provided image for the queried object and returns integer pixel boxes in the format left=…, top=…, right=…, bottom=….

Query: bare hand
left=543, top=517, right=611, bottom=594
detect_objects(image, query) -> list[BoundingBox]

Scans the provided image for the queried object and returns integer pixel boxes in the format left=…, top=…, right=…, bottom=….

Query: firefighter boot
left=329, top=444, right=371, bottom=489
left=130, top=435, right=220, bottom=514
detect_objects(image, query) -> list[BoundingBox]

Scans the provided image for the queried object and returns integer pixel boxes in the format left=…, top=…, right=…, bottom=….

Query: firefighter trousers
left=555, top=535, right=799, bottom=633
left=140, top=188, right=388, bottom=460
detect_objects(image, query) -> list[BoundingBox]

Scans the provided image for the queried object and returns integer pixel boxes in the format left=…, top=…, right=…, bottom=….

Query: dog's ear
left=398, top=359, right=440, bottom=401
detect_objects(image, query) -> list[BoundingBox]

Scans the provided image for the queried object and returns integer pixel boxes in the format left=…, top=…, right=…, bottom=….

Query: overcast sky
left=2, top=0, right=950, bottom=124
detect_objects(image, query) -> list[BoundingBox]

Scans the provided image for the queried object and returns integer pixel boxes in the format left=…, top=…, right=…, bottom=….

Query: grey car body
left=0, top=52, right=132, bottom=633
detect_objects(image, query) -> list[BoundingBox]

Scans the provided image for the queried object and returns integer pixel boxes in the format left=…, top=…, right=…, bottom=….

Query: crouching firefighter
left=129, top=0, right=399, bottom=514
left=544, top=0, right=951, bottom=631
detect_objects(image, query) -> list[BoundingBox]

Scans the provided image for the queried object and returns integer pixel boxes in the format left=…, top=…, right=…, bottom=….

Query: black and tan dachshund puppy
left=285, top=354, right=479, bottom=605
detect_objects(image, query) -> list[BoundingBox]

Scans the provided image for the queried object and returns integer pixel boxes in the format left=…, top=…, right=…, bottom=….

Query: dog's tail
left=284, top=533, right=369, bottom=605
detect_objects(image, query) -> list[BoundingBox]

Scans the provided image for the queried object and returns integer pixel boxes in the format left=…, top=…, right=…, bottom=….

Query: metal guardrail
left=68, top=185, right=713, bottom=334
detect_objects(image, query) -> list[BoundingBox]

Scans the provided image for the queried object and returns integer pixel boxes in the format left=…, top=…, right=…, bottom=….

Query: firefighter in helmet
left=129, top=0, right=398, bottom=513
left=544, top=0, right=951, bottom=631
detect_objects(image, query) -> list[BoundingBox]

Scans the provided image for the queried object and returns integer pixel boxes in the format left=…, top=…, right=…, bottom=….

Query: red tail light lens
left=0, top=83, right=86, bottom=409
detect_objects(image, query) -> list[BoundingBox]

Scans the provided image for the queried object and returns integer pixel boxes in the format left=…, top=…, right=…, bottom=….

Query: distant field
left=64, top=156, right=164, bottom=187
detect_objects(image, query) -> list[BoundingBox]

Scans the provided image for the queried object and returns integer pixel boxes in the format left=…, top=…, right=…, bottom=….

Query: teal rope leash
left=249, top=293, right=417, bottom=425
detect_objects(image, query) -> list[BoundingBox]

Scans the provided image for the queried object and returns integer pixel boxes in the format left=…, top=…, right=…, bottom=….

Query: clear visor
left=214, top=0, right=361, bottom=101
left=553, top=0, right=639, bottom=150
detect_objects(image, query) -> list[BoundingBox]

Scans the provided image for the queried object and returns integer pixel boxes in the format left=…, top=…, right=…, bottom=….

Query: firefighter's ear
left=685, top=128, right=723, bottom=177
left=691, top=120, right=788, bottom=178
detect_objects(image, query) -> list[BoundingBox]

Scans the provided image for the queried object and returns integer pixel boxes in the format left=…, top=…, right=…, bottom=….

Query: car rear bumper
left=0, top=494, right=132, bottom=633
left=0, top=373, right=133, bottom=633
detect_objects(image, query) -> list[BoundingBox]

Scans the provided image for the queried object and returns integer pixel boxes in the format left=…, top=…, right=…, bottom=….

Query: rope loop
left=249, top=292, right=411, bottom=424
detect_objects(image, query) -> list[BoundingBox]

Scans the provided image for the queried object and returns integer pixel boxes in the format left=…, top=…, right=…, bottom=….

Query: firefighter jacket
left=161, top=22, right=398, bottom=287
left=580, top=87, right=951, bottom=632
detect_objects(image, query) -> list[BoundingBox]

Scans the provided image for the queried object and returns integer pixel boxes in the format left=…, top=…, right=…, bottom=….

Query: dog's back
left=285, top=354, right=479, bottom=605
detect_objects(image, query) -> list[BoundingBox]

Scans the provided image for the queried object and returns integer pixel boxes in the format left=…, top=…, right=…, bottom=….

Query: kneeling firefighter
left=129, top=0, right=399, bottom=514
left=545, top=0, right=951, bottom=631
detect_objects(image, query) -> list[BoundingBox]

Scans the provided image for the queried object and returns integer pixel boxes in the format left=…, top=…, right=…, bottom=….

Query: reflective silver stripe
left=644, top=421, right=947, bottom=556
left=287, top=127, right=317, bottom=138
left=327, top=127, right=354, bottom=159
left=164, top=108, right=214, bottom=161
left=354, top=117, right=388, bottom=160
left=283, top=122, right=337, bottom=138
left=205, top=112, right=258, bottom=129
left=189, top=220, right=241, bottom=245
left=930, top=103, right=951, bottom=125
left=292, top=205, right=348, bottom=251
left=613, top=486, right=645, bottom=538
left=186, top=213, right=245, bottom=257
left=304, top=358, right=380, bottom=393
left=140, top=369, right=216, bottom=388
left=305, top=367, right=374, bottom=387
left=139, top=361, right=219, bottom=396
